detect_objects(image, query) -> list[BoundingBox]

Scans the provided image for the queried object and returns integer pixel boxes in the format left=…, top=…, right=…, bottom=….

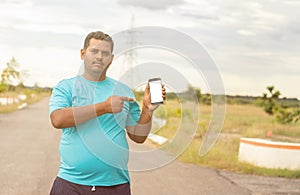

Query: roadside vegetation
left=0, top=57, right=51, bottom=113
left=179, top=103, right=300, bottom=178
left=135, top=85, right=300, bottom=178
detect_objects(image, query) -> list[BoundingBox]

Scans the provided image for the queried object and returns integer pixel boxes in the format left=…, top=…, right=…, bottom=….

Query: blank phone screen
left=149, top=79, right=163, bottom=104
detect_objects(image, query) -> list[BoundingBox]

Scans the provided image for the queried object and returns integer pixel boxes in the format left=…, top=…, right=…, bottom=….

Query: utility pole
left=121, top=15, right=140, bottom=89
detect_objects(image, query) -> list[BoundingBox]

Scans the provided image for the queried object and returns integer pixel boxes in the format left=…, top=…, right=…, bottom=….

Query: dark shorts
left=50, top=177, right=131, bottom=195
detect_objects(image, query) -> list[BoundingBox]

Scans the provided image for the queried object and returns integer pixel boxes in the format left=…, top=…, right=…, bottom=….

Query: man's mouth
left=93, top=62, right=104, bottom=66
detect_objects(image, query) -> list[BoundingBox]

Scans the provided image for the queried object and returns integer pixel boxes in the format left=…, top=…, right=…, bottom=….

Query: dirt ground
left=0, top=98, right=300, bottom=195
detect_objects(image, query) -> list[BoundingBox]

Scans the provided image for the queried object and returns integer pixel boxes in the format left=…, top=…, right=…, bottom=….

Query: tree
left=260, top=86, right=300, bottom=124
left=182, top=84, right=201, bottom=102
left=201, top=93, right=211, bottom=105
left=0, top=57, right=21, bottom=93
left=261, top=85, right=281, bottom=115
left=276, top=108, right=300, bottom=124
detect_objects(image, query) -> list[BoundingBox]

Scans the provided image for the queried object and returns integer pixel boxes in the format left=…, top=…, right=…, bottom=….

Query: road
left=0, top=97, right=299, bottom=195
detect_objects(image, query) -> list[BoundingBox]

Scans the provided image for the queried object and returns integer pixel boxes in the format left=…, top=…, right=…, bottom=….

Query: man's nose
left=96, top=52, right=102, bottom=60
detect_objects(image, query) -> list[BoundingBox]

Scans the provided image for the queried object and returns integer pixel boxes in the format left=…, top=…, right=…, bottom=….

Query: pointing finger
left=121, top=97, right=135, bottom=101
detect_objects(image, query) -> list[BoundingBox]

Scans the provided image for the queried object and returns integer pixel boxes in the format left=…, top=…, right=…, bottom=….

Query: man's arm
left=50, top=96, right=134, bottom=129
left=126, top=84, right=166, bottom=143
left=126, top=106, right=153, bottom=143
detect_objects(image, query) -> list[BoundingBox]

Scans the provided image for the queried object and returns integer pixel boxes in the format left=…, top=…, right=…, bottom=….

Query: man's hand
left=143, top=83, right=166, bottom=113
left=104, top=96, right=134, bottom=113
left=126, top=83, right=166, bottom=143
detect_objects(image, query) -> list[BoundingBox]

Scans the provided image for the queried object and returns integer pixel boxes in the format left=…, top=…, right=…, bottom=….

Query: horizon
left=0, top=0, right=299, bottom=99
left=12, top=82, right=299, bottom=101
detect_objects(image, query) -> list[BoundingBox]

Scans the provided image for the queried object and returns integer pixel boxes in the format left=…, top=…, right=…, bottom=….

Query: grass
left=0, top=91, right=50, bottom=113
left=150, top=100, right=300, bottom=178
left=3, top=94, right=297, bottom=177
left=0, top=103, right=20, bottom=113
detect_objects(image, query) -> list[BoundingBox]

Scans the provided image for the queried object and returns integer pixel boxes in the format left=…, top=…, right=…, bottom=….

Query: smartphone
left=148, top=78, right=164, bottom=104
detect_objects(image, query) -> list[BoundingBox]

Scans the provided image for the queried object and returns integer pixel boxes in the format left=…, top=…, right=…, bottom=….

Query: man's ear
left=111, top=54, right=114, bottom=62
left=108, top=54, right=114, bottom=66
left=80, top=49, right=85, bottom=60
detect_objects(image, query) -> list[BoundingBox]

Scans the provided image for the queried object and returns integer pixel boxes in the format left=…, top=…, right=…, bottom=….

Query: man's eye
left=102, top=51, right=110, bottom=56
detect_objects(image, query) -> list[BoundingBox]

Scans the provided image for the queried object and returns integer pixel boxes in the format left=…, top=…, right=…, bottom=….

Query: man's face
left=81, top=38, right=114, bottom=78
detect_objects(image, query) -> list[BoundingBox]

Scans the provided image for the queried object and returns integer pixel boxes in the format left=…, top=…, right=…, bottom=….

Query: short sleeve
left=49, top=80, right=72, bottom=115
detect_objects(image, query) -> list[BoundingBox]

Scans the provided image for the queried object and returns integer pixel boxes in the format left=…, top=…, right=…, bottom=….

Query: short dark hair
left=83, top=31, right=114, bottom=52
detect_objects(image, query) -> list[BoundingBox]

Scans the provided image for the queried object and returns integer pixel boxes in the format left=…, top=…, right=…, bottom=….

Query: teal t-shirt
left=49, top=75, right=141, bottom=186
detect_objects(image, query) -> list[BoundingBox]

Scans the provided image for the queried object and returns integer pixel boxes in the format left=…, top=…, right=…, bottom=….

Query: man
left=49, top=31, right=166, bottom=194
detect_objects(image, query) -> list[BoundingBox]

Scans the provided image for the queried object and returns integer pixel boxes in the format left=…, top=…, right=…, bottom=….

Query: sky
left=0, top=0, right=299, bottom=99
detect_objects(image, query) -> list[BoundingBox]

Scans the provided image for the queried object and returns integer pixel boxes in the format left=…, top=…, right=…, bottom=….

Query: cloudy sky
left=0, top=0, right=299, bottom=98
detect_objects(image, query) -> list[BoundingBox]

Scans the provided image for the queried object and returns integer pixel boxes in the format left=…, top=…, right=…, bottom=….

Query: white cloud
left=117, top=0, right=185, bottom=10
left=282, top=0, right=300, bottom=5
left=237, top=30, right=256, bottom=36
left=169, top=0, right=219, bottom=21
left=0, top=0, right=299, bottom=98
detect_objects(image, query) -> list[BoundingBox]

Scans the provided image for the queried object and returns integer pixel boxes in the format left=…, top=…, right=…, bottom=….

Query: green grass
left=150, top=100, right=300, bottom=178
left=0, top=91, right=50, bottom=113
left=0, top=103, right=19, bottom=113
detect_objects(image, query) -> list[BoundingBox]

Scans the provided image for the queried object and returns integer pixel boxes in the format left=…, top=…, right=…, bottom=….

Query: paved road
left=0, top=98, right=60, bottom=195
left=0, top=98, right=299, bottom=195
